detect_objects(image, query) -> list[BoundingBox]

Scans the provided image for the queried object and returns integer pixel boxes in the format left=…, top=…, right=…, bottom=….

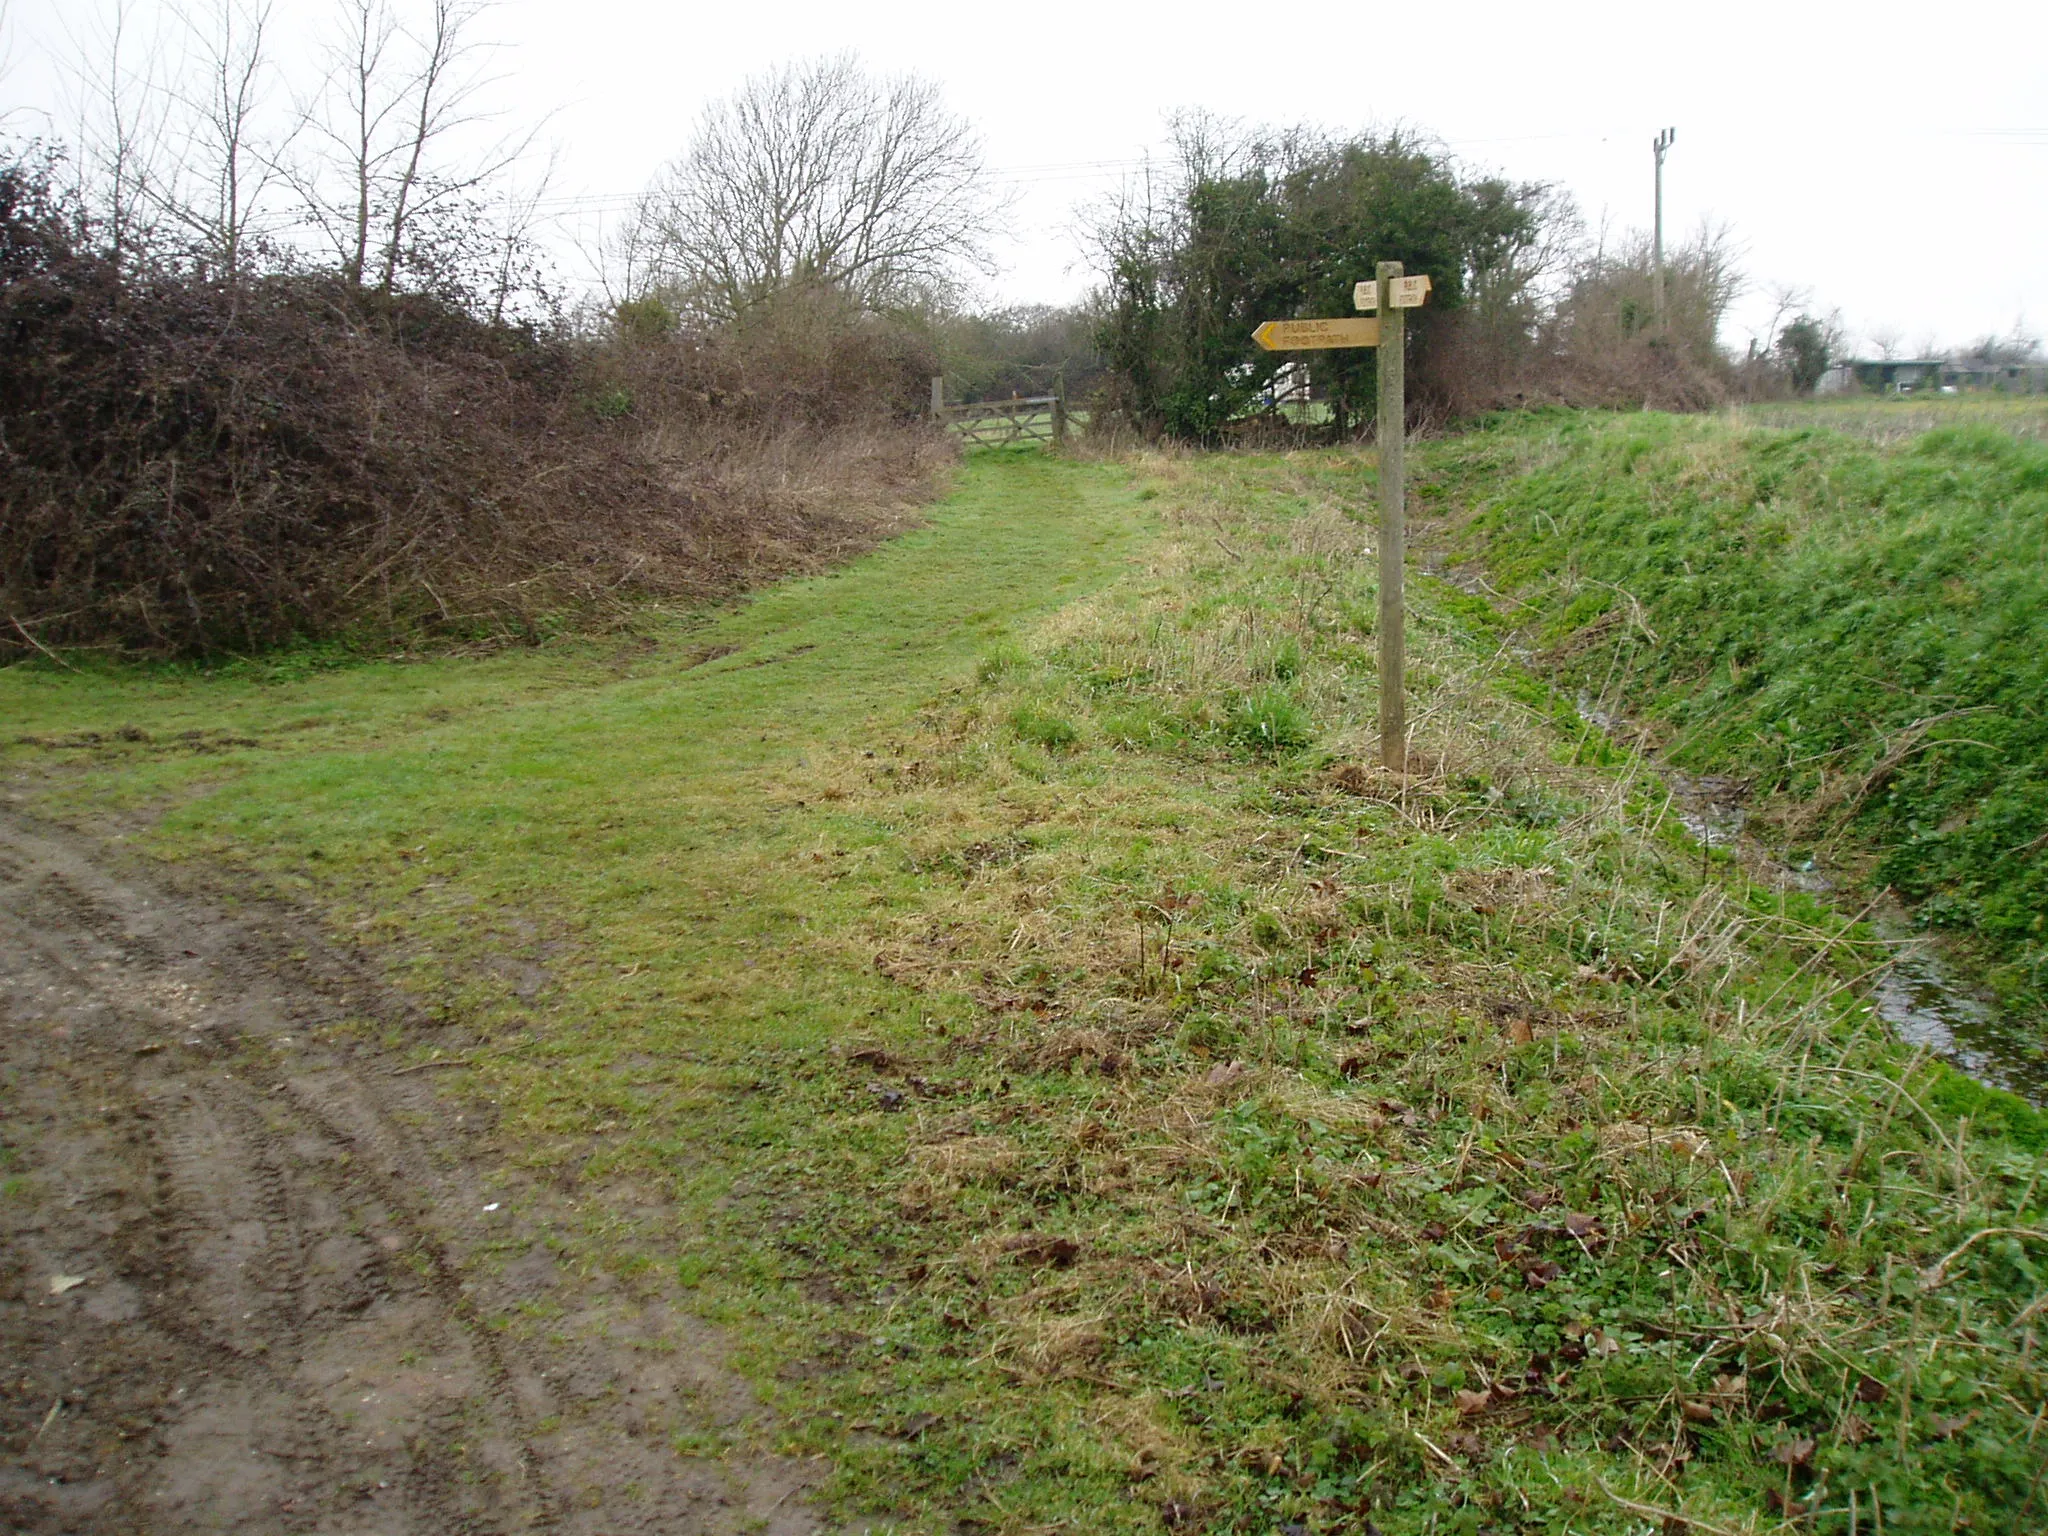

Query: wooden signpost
left=1248, top=261, right=1429, bottom=771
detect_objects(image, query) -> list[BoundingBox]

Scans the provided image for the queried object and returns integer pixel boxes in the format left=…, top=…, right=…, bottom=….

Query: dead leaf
left=1204, top=1060, right=1247, bottom=1088
left=1521, top=1261, right=1562, bottom=1289
left=1854, top=1374, right=1888, bottom=1405
left=1506, top=1017, right=1534, bottom=1045
left=47, top=1275, right=86, bottom=1296
left=1454, top=1388, right=1492, bottom=1416
left=893, top=1412, right=941, bottom=1438
left=1564, top=1212, right=1602, bottom=1241
left=1769, top=1436, right=1816, bottom=1468
left=1680, top=1399, right=1715, bottom=1424
left=1837, top=1413, right=1872, bottom=1445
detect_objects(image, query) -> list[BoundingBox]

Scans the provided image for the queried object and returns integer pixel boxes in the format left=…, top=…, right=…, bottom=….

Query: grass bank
left=1429, top=406, right=2048, bottom=1028
left=4, top=444, right=2045, bottom=1533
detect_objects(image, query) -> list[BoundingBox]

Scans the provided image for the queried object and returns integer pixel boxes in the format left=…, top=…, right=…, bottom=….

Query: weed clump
left=1009, top=706, right=1080, bottom=751
left=1228, top=689, right=1313, bottom=755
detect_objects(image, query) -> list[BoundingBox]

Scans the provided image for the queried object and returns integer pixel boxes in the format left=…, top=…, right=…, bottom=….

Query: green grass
left=1735, top=395, right=2048, bottom=445
left=1429, top=407, right=2048, bottom=1023
left=4, top=442, right=2046, bottom=1533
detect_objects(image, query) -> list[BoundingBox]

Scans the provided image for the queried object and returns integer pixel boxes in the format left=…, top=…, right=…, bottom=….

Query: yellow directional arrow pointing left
left=1251, top=317, right=1381, bottom=351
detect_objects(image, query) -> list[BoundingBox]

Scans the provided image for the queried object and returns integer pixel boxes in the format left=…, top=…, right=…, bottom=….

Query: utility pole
left=1652, top=127, right=1676, bottom=331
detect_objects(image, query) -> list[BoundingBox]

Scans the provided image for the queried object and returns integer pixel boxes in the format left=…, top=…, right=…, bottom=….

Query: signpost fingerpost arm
left=1375, top=260, right=1406, bottom=773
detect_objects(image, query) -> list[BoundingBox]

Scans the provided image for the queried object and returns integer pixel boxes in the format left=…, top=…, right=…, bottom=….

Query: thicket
left=1085, top=118, right=1749, bottom=440
left=1440, top=412, right=2048, bottom=1012
left=0, top=151, right=944, bottom=658
left=1, top=10, right=984, bottom=661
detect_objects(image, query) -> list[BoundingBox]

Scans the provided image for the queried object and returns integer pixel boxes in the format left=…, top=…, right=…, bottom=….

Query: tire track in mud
left=0, top=810, right=834, bottom=1535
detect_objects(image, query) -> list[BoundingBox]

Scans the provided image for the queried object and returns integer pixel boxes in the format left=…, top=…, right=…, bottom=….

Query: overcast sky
left=8, top=0, right=2044, bottom=353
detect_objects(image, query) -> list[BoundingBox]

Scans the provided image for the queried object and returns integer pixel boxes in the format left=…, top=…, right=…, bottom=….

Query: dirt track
left=0, top=809, right=833, bottom=1535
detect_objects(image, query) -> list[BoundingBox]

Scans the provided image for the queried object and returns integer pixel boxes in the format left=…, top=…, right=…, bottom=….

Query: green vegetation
left=1090, top=122, right=1544, bottom=438
left=4, top=442, right=2045, bottom=1532
left=1435, top=407, right=2048, bottom=1022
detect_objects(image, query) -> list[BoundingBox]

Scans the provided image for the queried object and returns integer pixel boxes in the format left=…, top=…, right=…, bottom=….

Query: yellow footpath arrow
left=1251, top=317, right=1381, bottom=351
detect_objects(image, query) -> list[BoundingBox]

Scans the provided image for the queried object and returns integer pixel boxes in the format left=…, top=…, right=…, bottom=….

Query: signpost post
left=1372, top=261, right=1408, bottom=772
left=1250, top=267, right=1429, bottom=772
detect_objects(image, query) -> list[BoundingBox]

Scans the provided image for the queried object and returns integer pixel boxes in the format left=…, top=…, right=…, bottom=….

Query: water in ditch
left=1867, top=929, right=2048, bottom=1107
left=1577, top=694, right=2047, bottom=1106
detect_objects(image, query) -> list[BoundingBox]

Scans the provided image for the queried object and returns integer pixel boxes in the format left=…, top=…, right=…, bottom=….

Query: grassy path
left=6, top=449, right=1137, bottom=851
left=3, top=449, right=1145, bottom=991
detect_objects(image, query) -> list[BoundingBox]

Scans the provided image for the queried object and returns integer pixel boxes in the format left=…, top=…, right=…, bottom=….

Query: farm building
left=1821, top=356, right=2046, bottom=395
left=1939, top=358, right=2048, bottom=393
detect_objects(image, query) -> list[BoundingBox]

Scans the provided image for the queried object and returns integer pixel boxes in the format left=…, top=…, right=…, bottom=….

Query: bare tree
left=292, top=0, right=530, bottom=294
left=1960, top=319, right=2042, bottom=365
left=1551, top=220, right=1742, bottom=361
left=1754, top=281, right=1811, bottom=355
left=163, top=0, right=283, bottom=283
left=632, top=54, right=995, bottom=322
left=0, top=2, right=18, bottom=127
left=481, top=148, right=557, bottom=324
left=64, top=0, right=175, bottom=272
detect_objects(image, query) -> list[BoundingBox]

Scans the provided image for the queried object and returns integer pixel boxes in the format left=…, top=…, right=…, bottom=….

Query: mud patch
left=0, top=810, right=834, bottom=1534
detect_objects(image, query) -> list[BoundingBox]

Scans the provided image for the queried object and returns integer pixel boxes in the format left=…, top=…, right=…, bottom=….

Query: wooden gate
left=930, top=380, right=1068, bottom=448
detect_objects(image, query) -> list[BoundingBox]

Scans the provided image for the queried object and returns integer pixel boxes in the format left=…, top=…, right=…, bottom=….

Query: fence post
left=930, top=376, right=944, bottom=420
left=1052, top=378, right=1068, bottom=448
